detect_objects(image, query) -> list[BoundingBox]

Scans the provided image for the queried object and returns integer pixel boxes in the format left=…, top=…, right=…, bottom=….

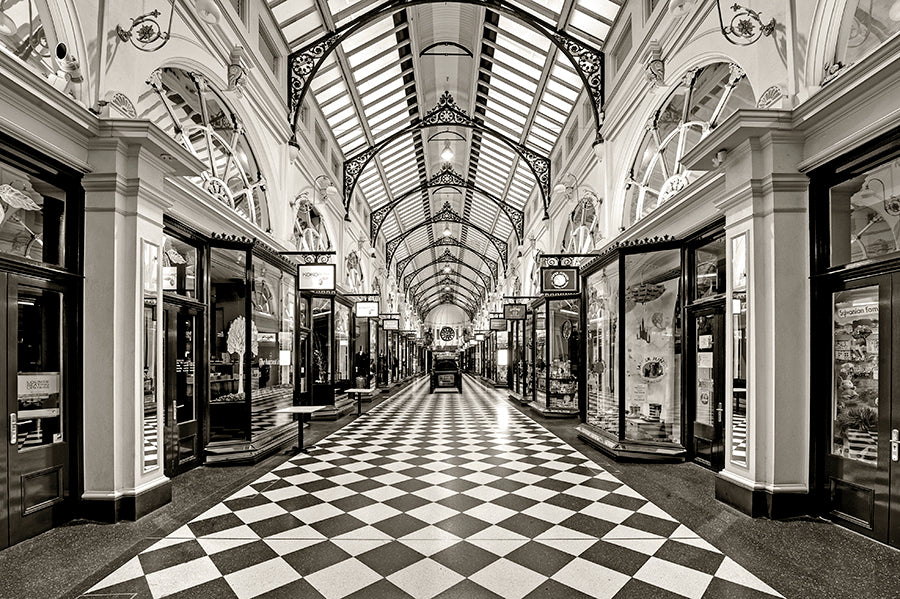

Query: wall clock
left=439, top=326, right=455, bottom=341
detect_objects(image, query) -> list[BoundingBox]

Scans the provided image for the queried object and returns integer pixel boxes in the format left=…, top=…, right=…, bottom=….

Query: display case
left=576, top=238, right=687, bottom=460
left=528, top=296, right=581, bottom=416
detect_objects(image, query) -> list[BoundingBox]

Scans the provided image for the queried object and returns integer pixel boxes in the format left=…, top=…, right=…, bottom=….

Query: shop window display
left=533, top=304, right=546, bottom=405
left=831, top=286, right=879, bottom=464
left=335, top=301, right=351, bottom=386
left=312, top=298, right=332, bottom=385
left=0, top=159, right=65, bottom=266
left=548, top=299, right=580, bottom=411
left=586, top=263, right=619, bottom=436
left=731, top=233, right=749, bottom=466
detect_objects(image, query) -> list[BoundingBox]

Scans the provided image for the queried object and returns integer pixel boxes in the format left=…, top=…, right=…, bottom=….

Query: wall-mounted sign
left=355, top=301, right=379, bottom=318
left=504, top=303, right=526, bottom=320
left=540, top=266, right=579, bottom=294
left=489, top=318, right=507, bottom=331
left=475, top=333, right=485, bottom=341
left=298, top=263, right=336, bottom=291
left=18, top=372, right=60, bottom=398
left=382, top=318, right=399, bottom=330
left=257, top=332, right=277, bottom=344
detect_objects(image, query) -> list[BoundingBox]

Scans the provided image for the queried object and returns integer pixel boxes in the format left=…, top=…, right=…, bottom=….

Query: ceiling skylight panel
left=357, top=64, right=404, bottom=95
left=525, top=134, right=552, bottom=153
left=364, top=97, right=408, bottom=127
left=279, top=13, right=324, bottom=47
left=354, top=49, right=405, bottom=83
left=482, top=113, right=524, bottom=139
left=363, top=90, right=407, bottom=119
left=545, top=79, right=579, bottom=103
left=483, top=88, right=530, bottom=121
left=369, top=110, right=412, bottom=138
left=577, top=0, right=620, bottom=23
left=533, top=114, right=563, bottom=136
left=492, top=49, right=542, bottom=82
left=325, top=102, right=355, bottom=125
left=480, top=136, right=514, bottom=158
left=538, top=102, right=569, bottom=126
left=336, top=130, right=363, bottom=150
left=342, top=17, right=393, bottom=53
left=388, top=169, right=418, bottom=190
left=551, top=62, right=582, bottom=90
left=484, top=97, right=528, bottom=127
left=327, top=0, right=378, bottom=27
left=507, top=0, right=563, bottom=22
left=487, top=64, right=538, bottom=95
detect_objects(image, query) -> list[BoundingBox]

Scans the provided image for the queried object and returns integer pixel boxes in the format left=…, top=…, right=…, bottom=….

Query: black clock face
left=440, top=326, right=455, bottom=341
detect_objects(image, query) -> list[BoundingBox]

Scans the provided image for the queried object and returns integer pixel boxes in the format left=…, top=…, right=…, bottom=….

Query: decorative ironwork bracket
left=395, top=237, right=498, bottom=285
left=411, top=271, right=486, bottom=302
left=370, top=164, right=523, bottom=242
left=404, top=249, right=493, bottom=292
left=385, top=202, right=508, bottom=268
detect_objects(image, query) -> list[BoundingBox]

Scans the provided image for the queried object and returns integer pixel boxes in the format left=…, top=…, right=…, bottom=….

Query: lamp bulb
left=442, top=227, right=452, bottom=237
left=440, top=141, right=454, bottom=162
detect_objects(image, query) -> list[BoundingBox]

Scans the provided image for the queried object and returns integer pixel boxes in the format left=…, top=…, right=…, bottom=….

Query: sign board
left=475, top=333, right=485, bottom=341
left=355, top=301, right=379, bottom=318
left=489, top=318, right=507, bottom=331
left=382, top=318, right=399, bottom=330
left=504, top=303, right=526, bottom=320
left=298, top=263, right=336, bottom=291
left=257, top=332, right=277, bottom=344
left=18, top=372, right=60, bottom=398
left=540, top=266, right=579, bottom=295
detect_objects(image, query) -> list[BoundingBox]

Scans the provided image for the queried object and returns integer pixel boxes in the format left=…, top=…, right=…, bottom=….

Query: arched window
left=623, top=62, right=754, bottom=229
left=832, top=0, right=900, bottom=75
left=141, top=68, right=270, bottom=229
left=0, top=0, right=59, bottom=78
left=290, top=193, right=331, bottom=251
left=561, top=190, right=601, bottom=253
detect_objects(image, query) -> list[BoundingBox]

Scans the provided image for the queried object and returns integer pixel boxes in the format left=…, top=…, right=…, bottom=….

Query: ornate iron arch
left=371, top=164, right=523, bottom=242
left=412, top=272, right=485, bottom=301
left=288, top=0, right=604, bottom=151
left=416, top=282, right=480, bottom=308
left=419, top=289, right=477, bottom=315
left=396, top=237, right=498, bottom=285
left=346, top=92, right=548, bottom=220
left=404, top=250, right=493, bottom=292
left=386, top=202, right=508, bottom=268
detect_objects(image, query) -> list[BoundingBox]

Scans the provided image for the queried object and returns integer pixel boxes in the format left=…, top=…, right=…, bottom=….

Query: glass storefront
left=529, top=297, right=580, bottom=415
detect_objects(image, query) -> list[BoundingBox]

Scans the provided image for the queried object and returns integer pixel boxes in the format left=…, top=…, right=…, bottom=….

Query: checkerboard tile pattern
left=81, top=377, right=782, bottom=599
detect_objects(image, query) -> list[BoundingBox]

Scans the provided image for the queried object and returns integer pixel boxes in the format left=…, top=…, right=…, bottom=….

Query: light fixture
left=716, top=2, right=775, bottom=46
left=442, top=226, right=453, bottom=238
left=314, top=175, right=338, bottom=202
left=553, top=173, right=578, bottom=200
left=0, top=1, right=16, bottom=37
left=864, top=178, right=900, bottom=216
left=116, top=0, right=176, bottom=52
left=440, top=141, right=454, bottom=162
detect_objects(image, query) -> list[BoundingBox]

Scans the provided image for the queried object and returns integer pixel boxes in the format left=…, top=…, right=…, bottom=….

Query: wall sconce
left=315, top=175, right=338, bottom=203
left=552, top=173, right=578, bottom=200
left=716, top=2, right=775, bottom=46
left=116, top=0, right=176, bottom=52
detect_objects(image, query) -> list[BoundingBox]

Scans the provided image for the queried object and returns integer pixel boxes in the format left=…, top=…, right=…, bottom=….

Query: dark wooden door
left=163, top=305, right=201, bottom=476
left=688, top=304, right=726, bottom=471
left=4, top=275, right=70, bottom=546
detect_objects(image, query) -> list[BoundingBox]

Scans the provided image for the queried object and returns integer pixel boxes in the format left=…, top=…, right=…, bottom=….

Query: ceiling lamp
left=0, top=2, right=16, bottom=37
left=443, top=266, right=451, bottom=273
left=440, top=141, right=454, bottom=162
left=442, top=226, right=452, bottom=237
left=445, top=286, right=451, bottom=291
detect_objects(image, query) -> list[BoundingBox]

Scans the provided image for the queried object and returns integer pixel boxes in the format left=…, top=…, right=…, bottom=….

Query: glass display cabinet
left=305, top=293, right=354, bottom=415
left=576, top=238, right=687, bottom=460
left=207, top=237, right=298, bottom=462
left=345, top=294, right=378, bottom=389
left=528, top=296, right=581, bottom=416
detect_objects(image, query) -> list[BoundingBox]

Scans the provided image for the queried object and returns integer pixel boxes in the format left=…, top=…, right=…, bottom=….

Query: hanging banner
left=298, top=263, right=336, bottom=291
left=503, top=303, right=526, bottom=320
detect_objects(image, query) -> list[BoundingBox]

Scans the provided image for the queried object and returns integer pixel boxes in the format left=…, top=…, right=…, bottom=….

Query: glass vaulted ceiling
left=268, top=0, right=621, bottom=316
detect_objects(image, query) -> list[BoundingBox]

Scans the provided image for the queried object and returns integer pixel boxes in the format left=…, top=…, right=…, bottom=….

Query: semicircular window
left=833, top=0, right=900, bottom=74
left=0, top=0, right=60, bottom=78
left=623, top=62, right=754, bottom=229
left=141, top=67, right=270, bottom=230
left=562, top=191, right=601, bottom=253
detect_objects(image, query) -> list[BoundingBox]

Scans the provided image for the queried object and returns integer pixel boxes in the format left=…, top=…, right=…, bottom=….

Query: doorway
left=687, top=304, right=726, bottom=471
left=1, top=274, right=72, bottom=548
left=162, top=304, right=202, bottom=476
left=820, top=273, right=900, bottom=547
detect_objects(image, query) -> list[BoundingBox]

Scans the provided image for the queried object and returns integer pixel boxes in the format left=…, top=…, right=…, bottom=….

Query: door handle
left=716, top=403, right=723, bottom=423
left=892, top=429, right=899, bottom=463
left=9, top=413, right=17, bottom=445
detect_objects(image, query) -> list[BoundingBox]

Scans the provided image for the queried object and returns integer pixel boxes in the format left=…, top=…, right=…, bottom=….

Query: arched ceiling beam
left=416, top=282, right=480, bottom=308
left=396, top=237, right=497, bottom=285
left=370, top=164, right=523, bottom=242
left=287, top=0, right=605, bottom=188
left=403, top=249, right=492, bottom=292
left=418, top=289, right=477, bottom=315
left=386, top=202, right=507, bottom=268
left=342, top=91, right=549, bottom=221
left=411, top=272, right=485, bottom=301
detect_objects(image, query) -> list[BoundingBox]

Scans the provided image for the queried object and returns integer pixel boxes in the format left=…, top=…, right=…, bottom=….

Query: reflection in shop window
left=0, top=0, right=59, bottom=78
left=829, top=158, right=900, bottom=267
left=0, top=159, right=65, bottom=266
left=833, top=0, right=900, bottom=74
left=730, top=233, right=749, bottom=466
left=142, top=241, right=160, bottom=472
left=623, top=62, right=754, bottom=229
left=586, top=264, right=619, bottom=436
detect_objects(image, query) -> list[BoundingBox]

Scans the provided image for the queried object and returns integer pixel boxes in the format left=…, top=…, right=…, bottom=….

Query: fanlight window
left=562, top=191, right=601, bottom=253
left=291, top=193, right=331, bottom=252
left=833, top=0, right=900, bottom=74
left=142, top=68, right=270, bottom=229
left=0, top=0, right=58, bottom=78
left=623, top=62, right=754, bottom=229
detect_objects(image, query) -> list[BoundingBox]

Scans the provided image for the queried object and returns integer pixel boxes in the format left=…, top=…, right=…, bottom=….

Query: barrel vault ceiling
left=267, top=0, right=622, bottom=318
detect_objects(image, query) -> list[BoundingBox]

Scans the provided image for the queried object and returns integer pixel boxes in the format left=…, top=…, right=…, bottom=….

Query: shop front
left=379, top=316, right=400, bottom=387
left=0, top=138, right=83, bottom=549
left=810, top=130, right=900, bottom=547
left=346, top=295, right=379, bottom=389
left=504, top=302, right=528, bottom=398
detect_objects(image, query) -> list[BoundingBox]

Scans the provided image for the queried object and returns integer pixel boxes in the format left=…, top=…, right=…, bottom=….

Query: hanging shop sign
left=355, top=301, right=379, bottom=318
left=540, top=266, right=580, bottom=295
left=298, top=263, right=336, bottom=291
left=503, top=303, right=527, bottom=320
left=489, top=318, right=507, bottom=331
left=382, top=318, right=399, bottom=330
left=475, top=333, right=485, bottom=341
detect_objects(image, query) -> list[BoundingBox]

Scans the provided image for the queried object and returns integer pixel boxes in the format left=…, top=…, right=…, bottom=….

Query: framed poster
left=540, top=266, right=579, bottom=294
left=490, top=318, right=506, bottom=331
left=382, top=318, right=399, bottom=330
left=504, top=303, right=526, bottom=320
left=298, top=263, right=336, bottom=291
left=355, top=301, right=379, bottom=318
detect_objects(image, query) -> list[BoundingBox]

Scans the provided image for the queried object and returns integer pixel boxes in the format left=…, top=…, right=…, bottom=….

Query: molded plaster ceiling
left=267, top=0, right=621, bottom=317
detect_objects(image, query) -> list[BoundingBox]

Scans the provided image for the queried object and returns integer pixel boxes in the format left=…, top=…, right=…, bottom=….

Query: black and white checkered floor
left=82, top=377, right=782, bottom=599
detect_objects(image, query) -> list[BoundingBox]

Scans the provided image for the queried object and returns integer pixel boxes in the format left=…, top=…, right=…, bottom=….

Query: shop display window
left=162, top=235, right=198, bottom=298
left=586, top=263, right=619, bottom=435
left=312, top=298, right=332, bottom=385
left=142, top=241, right=160, bottom=472
left=533, top=305, right=547, bottom=405
left=693, top=236, right=726, bottom=301
left=548, top=299, right=580, bottom=411
left=731, top=233, right=749, bottom=466
left=0, top=158, right=66, bottom=266
left=624, top=250, right=682, bottom=444
left=335, top=301, right=351, bottom=386
left=829, top=158, right=900, bottom=268
left=831, top=286, right=879, bottom=464
left=497, top=332, right=508, bottom=385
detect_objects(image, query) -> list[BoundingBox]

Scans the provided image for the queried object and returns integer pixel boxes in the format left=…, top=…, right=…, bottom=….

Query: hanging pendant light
left=440, top=141, right=454, bottom=162
left=442, top=226, right=452, bottom=237
left=443, top=266, right=451, bottom=273
left=0, top=1, right=16, bottom=37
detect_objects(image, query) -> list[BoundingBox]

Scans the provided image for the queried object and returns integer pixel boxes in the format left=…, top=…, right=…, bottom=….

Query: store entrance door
left=1, top=274, right=70, bottom=548
left=823, top=274, right=900, bottom=547
left=162, top=304, right=201, bottom=476
left=687, top=304, right=725, bottom=471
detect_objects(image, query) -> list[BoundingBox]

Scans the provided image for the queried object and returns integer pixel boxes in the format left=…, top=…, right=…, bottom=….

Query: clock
left=561, top=319, right=573, bottom=339
left=439, top=326, right=455, bottom=341
left=551, top=270, right=570, bottom=289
